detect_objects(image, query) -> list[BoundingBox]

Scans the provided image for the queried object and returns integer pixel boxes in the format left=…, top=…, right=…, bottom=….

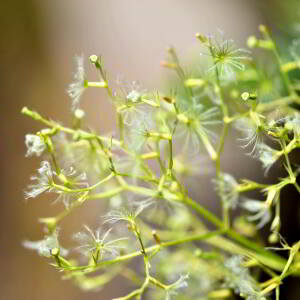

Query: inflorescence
left=22, top=25, right=300, bottom=300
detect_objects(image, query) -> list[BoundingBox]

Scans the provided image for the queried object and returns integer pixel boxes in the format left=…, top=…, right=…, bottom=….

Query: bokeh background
left=2, top=0, right=300, bottom=299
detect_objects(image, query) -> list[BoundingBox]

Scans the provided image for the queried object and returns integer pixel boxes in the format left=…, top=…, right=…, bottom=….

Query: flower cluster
left=223, top=256, right=266, bottom=300
left=22, top=26, right=300, bottom=300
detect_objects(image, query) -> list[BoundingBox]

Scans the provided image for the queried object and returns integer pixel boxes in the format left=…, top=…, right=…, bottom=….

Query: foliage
left=22, top=25, right=300, bottom=299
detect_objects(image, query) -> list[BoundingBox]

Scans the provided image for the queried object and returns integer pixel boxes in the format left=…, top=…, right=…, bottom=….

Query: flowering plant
left=22, top=26, right=300, bottom=300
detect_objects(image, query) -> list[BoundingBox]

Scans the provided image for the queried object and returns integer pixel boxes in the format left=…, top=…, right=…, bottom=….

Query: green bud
left=195, top=33, right=208, bottom=44
left=89, top=54, right=98, bottom=64
left=259, top=24, right=268, bottom=35
left=74, top=108, right=85, bottom=119
left=50, top=247, right=60, bottom=256
left=271, top=216, right=281, bottom=232
left=241, top=92, right=257, bottom=101
left=247, top=36, right=258, bottom=48
left=268, top=232, right=279, bottom=244
left=184, top=78, right=206, bottom=87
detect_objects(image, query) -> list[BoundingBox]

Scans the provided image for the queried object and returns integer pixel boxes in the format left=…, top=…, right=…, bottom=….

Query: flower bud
left=241, top=92, right=257, bottom=101
left=184, top=78, right=206, bottom=87
left=74, top=108, right=85, bottom=119
left=160, top=60, right=177, bottom=69
left=195, top=33, right=209, bottom=45
left=271, top=216, right=281, bottom=232
left=268, top=232, right=279, bottom=244
left=152, top=230, right=161, bottom=245
left=247, top=36, right=258, bottom=48
left=89, top=54, right=98, bottom=64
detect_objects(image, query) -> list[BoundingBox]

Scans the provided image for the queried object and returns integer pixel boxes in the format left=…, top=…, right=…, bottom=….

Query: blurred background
left=1, top=0, right=300, bottom=299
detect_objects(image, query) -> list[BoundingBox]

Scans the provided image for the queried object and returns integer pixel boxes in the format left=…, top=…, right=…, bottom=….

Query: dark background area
left=1, top=1, right=300, bottom=299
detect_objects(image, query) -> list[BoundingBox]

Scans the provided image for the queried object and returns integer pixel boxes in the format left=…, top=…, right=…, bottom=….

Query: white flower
left=175, top=102, right=220, bottom=155
left=114, top=79, right=154, bottom=127
left=285, top=114, right=300, bottom=138
left=234, top=117, right=264, bottom=155
left=127, top=126, right=151, bottom=152
left=214, top=173, right=239, bottom=209
left=242, top=199, right=271, bottom=229
left=165, top=274, right=189, bottom=300
left=224, top=256, right=265, bottom=300
left=127, top=90, right=141, bottom=103
left=289, top=38, right=300, bottom=61
left=202, top=31, right=251, bottom=81
left=25, top=134, right=46, bottom=157
left=52, top=166, right=89, bottom=208
left=256, top=143, right=279, bottom=174
left=25, top=161, right=89, bottom=208
left=73, top=225, right=127, bottom=261
left=67, top=55, right=86, bottom=110
left=25, top=161, right=53, bottom=199
left=23, top=230, right=68, bottom=257
left=103, top=201, right=153, bottom=225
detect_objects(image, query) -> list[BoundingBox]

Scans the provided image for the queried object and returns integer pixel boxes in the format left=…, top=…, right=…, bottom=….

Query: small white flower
left=67, top=55, right=86, bottom=110
left=114, top=79, right=153, bottom=127
left=73, top=225, right=127, bottom=261
left=127, top=90, right=141, bottom=103
left=165, top=274, right=189, bottom=300
left=103, top=201, right=153, bottom=225
left=285, top=114, right=300, bottom=138
left=214, top=173, right=239, bottom=209
left=242, top=199, right=271, bottom=229
left=52, top=166, right=89, bottom=208
left=202, top=31, right=251, bottom=81
left=256, top=143, right=279, bottom=174
left=25, top=161, right=89, bottom=208
left=25, top=161, right=53, bottom=199
left=127, top=126, right=151, bottom=152
left=289, top=38, right=300, bottom=61
left=234, top=117, right=264, bottom=155
left=224, top=256, right=265, bottom=300
left=25, top=134, right=46, bottom=157
left=23, top=230, right=68, bottom=257
left=175, top=102, right=220, bottom=155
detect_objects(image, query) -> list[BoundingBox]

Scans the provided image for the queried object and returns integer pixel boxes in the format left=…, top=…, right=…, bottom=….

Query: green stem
left=66, top=230, right=222, bottom=273
left=183, top=196, right=286, bottom=271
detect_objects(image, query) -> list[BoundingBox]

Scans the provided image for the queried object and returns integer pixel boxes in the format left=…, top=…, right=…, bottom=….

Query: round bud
left=89, top=54, right=98, bottom=64
left=247, top=36, right=258, bottom=48
left=268, top=232, right=279, bottom=244
left=259, top=24, right=268, bottom=34
left=230, top=89, right=239, bottom=99
left=50, top=247, right=60, bottom=256
left=241, top=92, right=250, bottom=101
left=195, top=33, right=207, bottom=43
left=74, top=108, right=85, bottom=119
left=40, top=128, right=52, bottom=136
